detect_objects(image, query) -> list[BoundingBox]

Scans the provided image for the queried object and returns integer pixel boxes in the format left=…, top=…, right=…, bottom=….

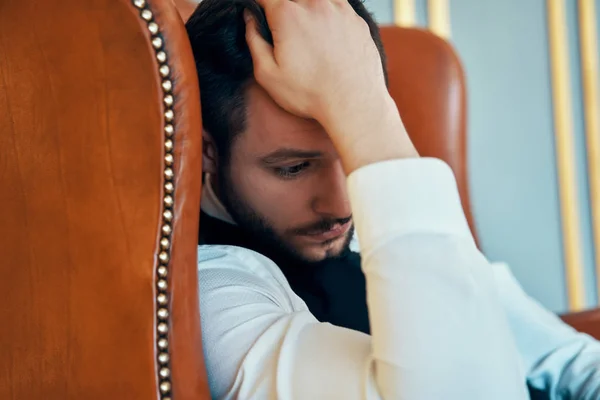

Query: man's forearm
left=347, top=158, right=529, bottom=399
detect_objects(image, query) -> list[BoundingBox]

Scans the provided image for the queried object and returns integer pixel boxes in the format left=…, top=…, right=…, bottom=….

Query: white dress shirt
left=197, top=158, right=600, bottom=399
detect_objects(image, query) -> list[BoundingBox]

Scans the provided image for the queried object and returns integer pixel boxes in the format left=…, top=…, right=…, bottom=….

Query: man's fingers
left=252, top=0, right=282, bottom=11
left=245, top=10, right=277, bottom=82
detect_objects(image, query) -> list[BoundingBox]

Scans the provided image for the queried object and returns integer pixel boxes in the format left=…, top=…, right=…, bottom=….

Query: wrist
left=314, top=81, right=387, bottom=126
left=318, top=90, right=419, bottom=174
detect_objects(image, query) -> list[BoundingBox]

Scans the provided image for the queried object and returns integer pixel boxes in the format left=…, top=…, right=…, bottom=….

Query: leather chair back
left=379, top=26, right=478, bottom=242
left=0, top=0, right=209, bottom=398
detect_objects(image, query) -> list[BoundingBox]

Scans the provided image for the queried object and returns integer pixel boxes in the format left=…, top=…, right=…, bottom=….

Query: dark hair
left=185, top=0, right=387, bottom=163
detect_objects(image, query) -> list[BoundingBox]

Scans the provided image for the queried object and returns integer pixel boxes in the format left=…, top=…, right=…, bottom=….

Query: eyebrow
left=260, top=148, right=324, bottom=164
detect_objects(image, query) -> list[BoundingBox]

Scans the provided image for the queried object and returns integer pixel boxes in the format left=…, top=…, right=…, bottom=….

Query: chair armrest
left=560, top=308, right=600, bottom=340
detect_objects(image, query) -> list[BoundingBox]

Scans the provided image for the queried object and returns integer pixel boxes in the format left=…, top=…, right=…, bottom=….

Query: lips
left=302, top=220, right=352, bottom=242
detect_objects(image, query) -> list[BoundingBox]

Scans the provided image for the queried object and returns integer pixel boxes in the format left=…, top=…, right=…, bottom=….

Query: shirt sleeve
left=491, top=262, right=600, bottom=399
left=197, top=157, right=530, bottom=400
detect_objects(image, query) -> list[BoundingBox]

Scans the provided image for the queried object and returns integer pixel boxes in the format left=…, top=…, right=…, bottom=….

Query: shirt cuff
left=347, top=157, right=474, bottom=254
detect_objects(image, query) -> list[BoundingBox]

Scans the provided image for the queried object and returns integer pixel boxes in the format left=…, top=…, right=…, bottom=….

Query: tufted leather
left=0, top=0, right=208, bottom=398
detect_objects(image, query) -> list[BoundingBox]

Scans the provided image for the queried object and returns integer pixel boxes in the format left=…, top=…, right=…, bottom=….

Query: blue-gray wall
left=364, top=0, right=600, bottom=312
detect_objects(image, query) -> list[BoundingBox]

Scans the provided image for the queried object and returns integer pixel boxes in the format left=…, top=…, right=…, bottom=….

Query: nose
left=311, top=160, right=352, bottom=219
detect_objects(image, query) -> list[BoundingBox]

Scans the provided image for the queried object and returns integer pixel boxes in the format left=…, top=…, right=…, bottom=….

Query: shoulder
left=196, top=244, right=307, bottom=312
left=198, top=244, right=287, bottom=280
left=196, top=244, right=313, bottom=398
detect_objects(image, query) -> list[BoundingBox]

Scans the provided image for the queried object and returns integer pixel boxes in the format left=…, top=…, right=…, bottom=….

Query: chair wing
left=379, top=26, right=478, bottom=242
left=0, top=0, right=209, bottom=398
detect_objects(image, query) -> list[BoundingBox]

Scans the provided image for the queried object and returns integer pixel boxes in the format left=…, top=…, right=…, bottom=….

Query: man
left=186, top=0, right=600, bottom=398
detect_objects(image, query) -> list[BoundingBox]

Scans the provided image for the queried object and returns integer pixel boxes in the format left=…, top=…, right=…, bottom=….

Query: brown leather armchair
left=379, top=25, right=600, bottom=340
left=1, top=0, right=209, bottom=398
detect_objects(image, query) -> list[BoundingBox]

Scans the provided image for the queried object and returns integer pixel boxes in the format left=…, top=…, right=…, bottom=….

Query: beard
left=217, top=168, right=354, bottom=266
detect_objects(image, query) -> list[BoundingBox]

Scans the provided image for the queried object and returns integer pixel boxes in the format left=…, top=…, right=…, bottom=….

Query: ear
left=202, top=130, right=218, bottom=175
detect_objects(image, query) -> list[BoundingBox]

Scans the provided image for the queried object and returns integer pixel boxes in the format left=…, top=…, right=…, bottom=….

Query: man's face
left=214, top=84, right=354, bottom=263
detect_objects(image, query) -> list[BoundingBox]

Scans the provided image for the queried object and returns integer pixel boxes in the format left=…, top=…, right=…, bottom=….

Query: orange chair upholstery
left=561, top=309, right=600, bottom=339
left=0, top=0, right=209, bottom=398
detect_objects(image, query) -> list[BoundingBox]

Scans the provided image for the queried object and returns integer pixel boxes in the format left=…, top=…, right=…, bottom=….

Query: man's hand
left=244, top=0, right=385, bottom=122
left=245, top=0, right=418, bottom=174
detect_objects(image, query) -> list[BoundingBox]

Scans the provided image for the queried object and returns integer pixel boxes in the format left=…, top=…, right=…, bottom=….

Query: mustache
left=292, top=216, right=352, bottom=236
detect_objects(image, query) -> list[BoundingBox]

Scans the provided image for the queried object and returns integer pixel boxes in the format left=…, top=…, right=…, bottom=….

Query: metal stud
left=157, top=322, right=169, bottom=334
left=157, top=279, right=168, bottom=291
left=158, top=266, right=168, bottom=277
left=148, top=22, right=159, bottom=34
left=160, top=381, right=171, bottom=394
left=159, top=65, right=170, bottom=77
left=135, top=6, right=175, bottom=391
left=159, top=251, right=169, bottom=263
left=158, top=352, right=169, bottom=364
left=141, top=9, right=153, bottom=21
left=157, top=293, right=168, bottom=305
left=152, top=37, right=163, bottom=49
